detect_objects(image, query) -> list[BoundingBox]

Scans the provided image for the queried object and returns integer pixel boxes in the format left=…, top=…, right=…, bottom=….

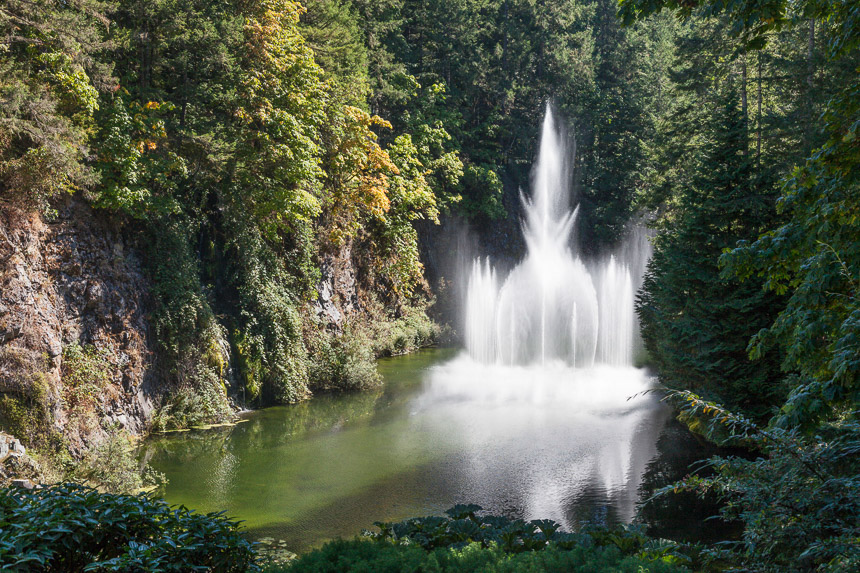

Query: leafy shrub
left=62, top=343, right=113, bottom=409
left=305, top=297, right=440, bottom=393
left=140, top=219, right=234, bottom=427
left=0, top=483, right=258, bottom=572
left=226, top=215, right=312, bottom=405
left=365, top=301, right=439, bottom=358
left=269, top=505, right=688, bottom=572
left=655, top=391, right=860, bottom=572
left=307, top=325, right=380, bottom=392
left=368, top=505, right=604, bottom=554
left=275, top=538, right=687, bottom=572
left=151, top=364, right=232, bottom=432
left=69, top=431, right=165, bottom=494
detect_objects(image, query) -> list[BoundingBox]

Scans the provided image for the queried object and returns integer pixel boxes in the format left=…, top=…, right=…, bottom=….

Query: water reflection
left=148, top=350, right=702, bottom=552
left=411, top=356, right=669, bottom=528
left=636, top=419, right=743, bottom=543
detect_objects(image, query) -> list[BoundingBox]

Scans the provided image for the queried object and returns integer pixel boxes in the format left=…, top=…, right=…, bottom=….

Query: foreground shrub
left=276, top=538, right=687, bottom=572
left=273, top=505, right=688, bottom=572
left=0, top=483, right=258, bottom=572
left=656, top=391, right=860, bottom=573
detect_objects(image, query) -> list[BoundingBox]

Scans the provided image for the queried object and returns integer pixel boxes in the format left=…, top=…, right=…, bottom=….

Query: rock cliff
left=0, top=198, right=157, bottom=460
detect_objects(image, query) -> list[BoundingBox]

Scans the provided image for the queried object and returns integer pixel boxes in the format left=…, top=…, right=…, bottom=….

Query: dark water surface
left=146, top=349, right=727, bottom=552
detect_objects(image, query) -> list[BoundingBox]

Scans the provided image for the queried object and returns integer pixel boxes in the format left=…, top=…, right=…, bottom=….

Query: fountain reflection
left=413, top=355, right=669, bottom=529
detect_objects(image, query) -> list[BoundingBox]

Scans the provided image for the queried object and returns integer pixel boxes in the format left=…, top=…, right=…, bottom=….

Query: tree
left=638, top=87, right=786, bottom=418
left=231, top=0, right=327, bottom=238
left=0, top=0, right=109, bottom=211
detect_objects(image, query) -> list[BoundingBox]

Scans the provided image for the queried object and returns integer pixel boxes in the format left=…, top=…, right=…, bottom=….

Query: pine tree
left=638, top=87, right=787, bottom=418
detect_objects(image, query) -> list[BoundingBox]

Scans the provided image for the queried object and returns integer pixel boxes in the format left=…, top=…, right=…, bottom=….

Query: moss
left=0, top=394, right=42, bottom=443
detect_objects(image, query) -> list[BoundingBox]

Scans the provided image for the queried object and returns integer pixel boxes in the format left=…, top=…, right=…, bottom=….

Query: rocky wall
left=0, top=198, right=158, bottom=455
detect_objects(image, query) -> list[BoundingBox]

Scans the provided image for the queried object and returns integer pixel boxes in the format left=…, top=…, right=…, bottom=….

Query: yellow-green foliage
left=0, top=347, right=53, bottom=448
left=0, top=0, right=106, bottom=212
left=61, top=343, right=112, bottom=409
left=306, top=324, right=381, bottom=392
left=368, top=303, right=440, bottom=358
left=70, top=431, right=165, bottom=494
left=234, top=0, right=327, bottom=237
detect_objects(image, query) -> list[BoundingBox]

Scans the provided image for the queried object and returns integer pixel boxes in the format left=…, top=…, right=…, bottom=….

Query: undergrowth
left=0, top=483, right=256, bottom=571
left=270, top=505, right=689, bottom=572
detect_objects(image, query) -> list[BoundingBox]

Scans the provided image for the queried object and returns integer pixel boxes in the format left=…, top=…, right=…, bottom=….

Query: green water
left=146, top=349, right=720, bottom=552
left=145, top=350, right=457, bottom=550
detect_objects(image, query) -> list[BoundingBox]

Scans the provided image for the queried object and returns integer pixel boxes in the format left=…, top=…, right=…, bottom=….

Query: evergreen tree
left=0, top=0, right=110, bottom=210
left=638, top=87, right=786, bottom=418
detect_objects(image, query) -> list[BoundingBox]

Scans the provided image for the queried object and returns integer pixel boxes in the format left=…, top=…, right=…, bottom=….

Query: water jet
left=465, top=103, right=647, bottom=367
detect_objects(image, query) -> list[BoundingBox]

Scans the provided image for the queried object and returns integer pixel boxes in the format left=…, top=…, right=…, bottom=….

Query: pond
left=145, top=349, right=731, bottom=552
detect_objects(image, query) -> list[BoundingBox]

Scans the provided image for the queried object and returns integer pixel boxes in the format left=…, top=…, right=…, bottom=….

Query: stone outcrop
left=0, top=432, right=25, bottom=463
left=0, top=198, right=158, bottom=457
left=0, top=432, right=40, bottom=485
left=313, top=243, right=361, bottom=329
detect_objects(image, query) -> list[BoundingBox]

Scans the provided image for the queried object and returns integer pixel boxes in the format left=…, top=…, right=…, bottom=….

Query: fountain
left=465, top=103, right=646, bottom=367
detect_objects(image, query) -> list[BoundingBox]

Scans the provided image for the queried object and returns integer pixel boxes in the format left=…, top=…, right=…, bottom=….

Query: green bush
left=151, top=364, right=232, bottom=432
left=305, top=299, right=440, bottom=393
left=0, top=347, right=54, bottom=448
left=307, top=325, right=381, bottom=392
left=62, top=343, right=112, bottom=385
left=366, top=302, right=439, bottom=358
left=272, top=506, right=689, bottom=572
left=69, top=432, right=165, bottom=494
left=655, top=391, right=860, bottom=573
left=275, top=539, right=687, bottom=573
left=61, top=343, right=114, bottom=416
left=0, top=483, right=258, bottom=572
left=226, top=215, right=312, bottom=405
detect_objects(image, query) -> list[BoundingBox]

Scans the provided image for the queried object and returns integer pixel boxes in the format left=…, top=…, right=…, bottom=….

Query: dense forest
left=0, top=0, right=858, bottom=571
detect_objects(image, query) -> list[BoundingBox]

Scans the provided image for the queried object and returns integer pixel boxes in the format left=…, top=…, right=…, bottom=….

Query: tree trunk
left=741, top=55, right=748, bottom=156
left=741, top=55, right=748, bottom=124
left=180, top=66, right=188, bottom=131
left=503, top=0, right=509, bottom=72
left=756, top=52, right=762, bottom=166
left=805, top=19, right=816, bottom=148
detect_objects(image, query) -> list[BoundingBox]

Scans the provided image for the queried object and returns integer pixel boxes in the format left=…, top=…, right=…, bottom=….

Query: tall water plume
left=465, top=103, right=647, bottom=367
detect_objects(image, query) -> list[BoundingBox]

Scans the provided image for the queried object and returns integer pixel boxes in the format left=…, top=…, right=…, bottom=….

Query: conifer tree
left=638, top=87, right=786, bottom=418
